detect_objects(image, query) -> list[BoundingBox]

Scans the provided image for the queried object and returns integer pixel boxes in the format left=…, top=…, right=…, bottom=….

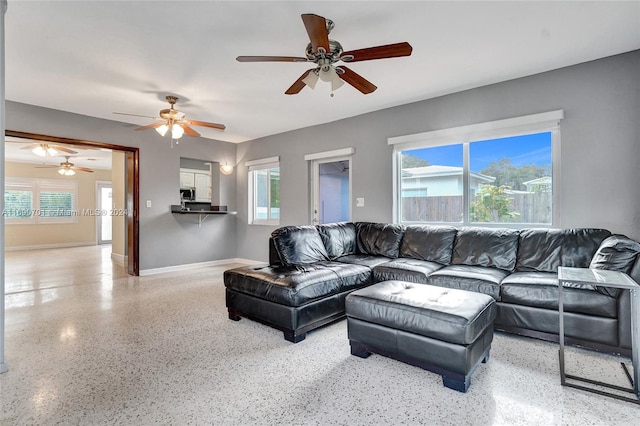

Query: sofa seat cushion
left=346, top=280, right=496, bottom=345
left=336, top=254, right=392, bottom=268
left=223, top=262, right=371, bottom=307
left=428, top=265, right=509, bottom=300
left=500, top=272, right=617, bottom=318
left=372, top=258, right=444, bottom=284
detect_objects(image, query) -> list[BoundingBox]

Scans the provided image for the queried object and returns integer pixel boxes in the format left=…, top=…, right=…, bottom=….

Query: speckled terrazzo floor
left=2, top=246, right=640, bottom=425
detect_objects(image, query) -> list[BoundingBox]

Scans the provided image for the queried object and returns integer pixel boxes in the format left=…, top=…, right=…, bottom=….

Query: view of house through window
left=248, top=157, right=280, bottom=225
left=399, top=132, right=552, bottom=225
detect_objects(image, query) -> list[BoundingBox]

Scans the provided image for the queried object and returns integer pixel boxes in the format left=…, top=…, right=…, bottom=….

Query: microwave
left=180, top=188, right=195, bottom=201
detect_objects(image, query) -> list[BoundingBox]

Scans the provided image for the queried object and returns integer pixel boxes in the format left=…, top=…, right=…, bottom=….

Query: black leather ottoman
left=346, top=280, right=496, bottom=392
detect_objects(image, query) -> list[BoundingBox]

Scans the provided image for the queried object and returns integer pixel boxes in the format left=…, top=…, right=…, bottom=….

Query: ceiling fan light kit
left=236, top=13, right=412, bottom=95
left=58, top=167, right=76, bottom=176
left=32, top=144, right=58, bottom=157
left=114, top=95, right=226, bottom=142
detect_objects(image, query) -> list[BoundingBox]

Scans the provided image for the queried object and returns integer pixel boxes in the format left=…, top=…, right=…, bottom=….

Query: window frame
left=5, top=177, right=78, bottom=224
left=246, top=156, right=280, bottom=226
left=389, top=110, right=563, bottom=228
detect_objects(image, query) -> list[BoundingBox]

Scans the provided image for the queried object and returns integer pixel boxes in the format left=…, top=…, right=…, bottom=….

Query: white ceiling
left=4, top=1, right=640, bottom=148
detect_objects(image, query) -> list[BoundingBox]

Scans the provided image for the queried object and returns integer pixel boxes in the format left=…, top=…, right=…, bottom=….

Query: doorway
left=96, top=181, right=112, bottom=244
left=312, top=157, right=351, bottom=225
left=5, top=130, right=139, bottom=275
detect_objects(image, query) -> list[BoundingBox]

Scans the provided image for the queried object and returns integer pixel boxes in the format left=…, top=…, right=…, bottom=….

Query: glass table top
left=558, top=267, right=638, bottom=289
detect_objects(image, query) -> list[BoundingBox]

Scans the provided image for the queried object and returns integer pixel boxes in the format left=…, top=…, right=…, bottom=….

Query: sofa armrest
left=269, top=238, right=283, bottom=267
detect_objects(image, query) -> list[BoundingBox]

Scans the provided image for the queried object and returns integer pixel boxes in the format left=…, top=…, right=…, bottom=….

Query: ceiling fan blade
left=54, top=145, right=78, bottom=155
left=187, top=120, right=226, bottom=131
left=113, top=112, right=158, bottom=119
left=134, top=122, right=165, bottom=131
left=336, top=66, right=377, bottom=94
left=285, top=69, right=314, bottom=95
left=181, top=124, right=201, bottom=138
left=342, top=42, right=413, bottom=62
left=302, top=14, right=329, bottom=53
left=236, top=56, right=308, bottom=63
left=72, top=166, right=94, bottom=173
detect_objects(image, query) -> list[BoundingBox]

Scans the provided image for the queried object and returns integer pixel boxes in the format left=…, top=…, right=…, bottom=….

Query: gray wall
left=236, top=50, right=640, bottom=262
left=5, top=101, right=238, bottom=271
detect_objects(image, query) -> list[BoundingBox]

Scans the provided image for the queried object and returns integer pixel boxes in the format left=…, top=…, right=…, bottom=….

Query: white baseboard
left=111, top=253, right=128, bottom=266
left=5, top=242, right=97, bottom=252
left=139, top=258, right=264, bottom=276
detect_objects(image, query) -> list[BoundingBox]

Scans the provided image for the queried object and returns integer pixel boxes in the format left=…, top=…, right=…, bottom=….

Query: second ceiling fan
left=237, top=14, right=413, bottom=95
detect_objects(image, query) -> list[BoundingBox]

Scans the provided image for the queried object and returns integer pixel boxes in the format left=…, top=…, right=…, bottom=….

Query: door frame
left=310, top=155, right=352, bottom=225
left=5, top=130, right=140, bottom=275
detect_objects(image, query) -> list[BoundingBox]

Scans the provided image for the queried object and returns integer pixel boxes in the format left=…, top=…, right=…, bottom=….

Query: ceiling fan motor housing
left=306, top=40, right=343, bottom=63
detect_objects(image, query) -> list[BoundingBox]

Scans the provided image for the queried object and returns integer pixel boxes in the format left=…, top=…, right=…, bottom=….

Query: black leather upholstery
left=428, top=265, right=509, bottom=300
left=373, top=258, right=443, bottom=283
left=271, top=225, right=329, bottom=266
left=317, top=222, right=357, bottom=259
left=590, top=235, right=640, bottom=297
left=225, top=222, right=638, bottom=351
left=399, top=225, right=457, bottom=264
left=355, top=222, right=405, bottom=258
left=346, top=280, right=495, bottom=345
left=500, top=272, right=617, bottom=317
left=452, top=227, right=520, bottom=271
left=516, top=228, right=611, bottom=272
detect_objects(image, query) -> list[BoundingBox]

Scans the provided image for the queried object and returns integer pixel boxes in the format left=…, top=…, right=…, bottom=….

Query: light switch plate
left=146, top=200, right=152, bottom=208
left=356, top=198, right=365, bottom=207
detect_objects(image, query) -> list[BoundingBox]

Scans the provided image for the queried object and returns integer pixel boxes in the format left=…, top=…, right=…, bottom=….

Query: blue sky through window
left=405, top=132, right=551, bottom=172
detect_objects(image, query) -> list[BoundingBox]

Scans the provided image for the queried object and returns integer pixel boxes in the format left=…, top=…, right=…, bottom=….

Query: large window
left=247, top=157, right=280, bottom=225
left=391, top=111, right=562, bottom=227
left=4, top=177, right=78, bottom=224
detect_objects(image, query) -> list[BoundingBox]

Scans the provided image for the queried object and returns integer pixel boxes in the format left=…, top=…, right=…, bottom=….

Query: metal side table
left=558, top=266, right=640, bottom=404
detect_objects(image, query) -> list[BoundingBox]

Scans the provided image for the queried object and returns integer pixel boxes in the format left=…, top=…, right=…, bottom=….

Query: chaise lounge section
left=224, top=222, right=640, bottom=354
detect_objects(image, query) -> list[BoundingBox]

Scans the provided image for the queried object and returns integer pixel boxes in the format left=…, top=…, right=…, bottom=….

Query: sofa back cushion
left=399, top=225, right=457, bottom=265
left=451, top=227, right=520, bottom=271
left=316, top=222, right=357, bottom=260
left=590, top=235, right=640, bottom=297
left=516, top=228, right=611, bottom=272
left=355, top=222, right=405, bottom=258
left=271, top=225, right=329, bottom=266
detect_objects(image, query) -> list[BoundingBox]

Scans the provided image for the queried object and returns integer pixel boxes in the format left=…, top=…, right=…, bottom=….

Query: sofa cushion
left=223, top=262, right=371, bottom=307
left=336, top=254, right=392, bottom=268
left=451, top=227, right=520, bottom=271
left=316, top=222, right=357, bottom=260
left=271, top=225, right=329, bottom=266
left=427, top=265, right=509, bottom=300
left=372, top=258, right=444, bottom=284
left=516, top=228, right=611, bottom=272
left=355, top=222, right=405, bottom=258
left=399, top=225, right=457, bottom=265
left=500, top=272, right=617, bottom=318
left=589, top=235, right=640, bottom=297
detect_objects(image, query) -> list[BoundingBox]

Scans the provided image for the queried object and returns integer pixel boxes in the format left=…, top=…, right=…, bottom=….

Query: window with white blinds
left=4, top=177, right=78, bottom=224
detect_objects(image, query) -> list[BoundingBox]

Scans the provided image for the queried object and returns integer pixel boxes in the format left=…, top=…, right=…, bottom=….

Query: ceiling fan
left=114, top=96, right=226, bottom=139
left=36, top=156, right=94, bottom=176
left=236, top=13, right=413, bottom=95
left=21, top=142, right=77, bottom=157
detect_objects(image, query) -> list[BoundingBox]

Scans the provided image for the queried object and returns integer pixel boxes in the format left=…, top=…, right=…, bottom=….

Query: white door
left=311, top=157, right=351, bottom=225
left=97, top=182, right=112, bottom=244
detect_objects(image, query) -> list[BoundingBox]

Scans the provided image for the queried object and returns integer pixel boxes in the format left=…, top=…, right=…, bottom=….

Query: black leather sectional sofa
left=224, top=222, right=640, bottom=354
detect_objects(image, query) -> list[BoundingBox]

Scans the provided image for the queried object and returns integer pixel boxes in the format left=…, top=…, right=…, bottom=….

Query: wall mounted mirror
left=179, top=157, right=221, bottom=205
